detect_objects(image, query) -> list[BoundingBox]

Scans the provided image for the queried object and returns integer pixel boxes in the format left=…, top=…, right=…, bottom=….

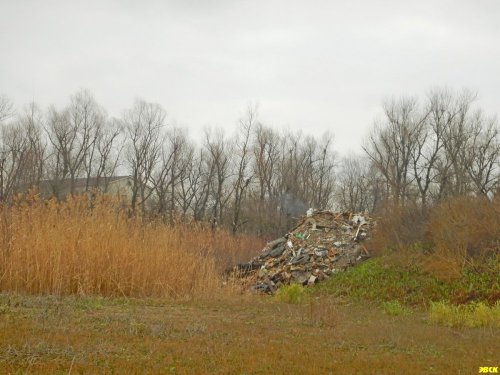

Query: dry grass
left=0, top=193, right=263, bottom=299
left=0, top=193, right=498, bottom=373
left=0, top=294, right=498, bottom=374
left=425, top=196, right=500, bottom=277
left=368, top=202, right=429, bottom=256
left=369, top=196, right=500, bottom=280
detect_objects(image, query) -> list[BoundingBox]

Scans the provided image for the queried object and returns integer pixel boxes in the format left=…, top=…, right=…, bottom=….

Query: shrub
left=368, top=202, right=430, bottom=257
left=426, top=196, right=500, bottom=276
left=368, top=196, right=500, bottom=281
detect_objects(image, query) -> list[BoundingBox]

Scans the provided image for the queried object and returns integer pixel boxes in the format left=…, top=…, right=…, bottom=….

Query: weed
left=313, top=258, right=499, bottom=307
left=275, top=283, right=307, bottom=304
left=429, top=301, right=500, bottom=328
left=381, top=300, right=412, bottom=316
left=0, top=304, right=10, bottom=314
left=128, top=320, right=150, bottom=337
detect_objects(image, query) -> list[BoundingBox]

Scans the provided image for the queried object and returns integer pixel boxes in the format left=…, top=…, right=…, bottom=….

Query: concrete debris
left=229, top=210, right=374, bottom=294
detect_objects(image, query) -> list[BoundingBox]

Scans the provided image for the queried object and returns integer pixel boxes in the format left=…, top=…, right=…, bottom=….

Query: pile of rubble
left=231, top=210, right=374, bottom=293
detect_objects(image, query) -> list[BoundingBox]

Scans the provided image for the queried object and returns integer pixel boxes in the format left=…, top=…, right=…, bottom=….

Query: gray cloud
left=1, top=0, right=498, bottom=153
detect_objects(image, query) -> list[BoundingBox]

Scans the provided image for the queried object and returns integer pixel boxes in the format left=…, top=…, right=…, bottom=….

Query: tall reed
left=0, top=193, right=262, bottom=298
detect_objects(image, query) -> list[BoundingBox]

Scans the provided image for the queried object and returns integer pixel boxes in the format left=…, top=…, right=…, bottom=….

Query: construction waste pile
left=230, top=210, right=374, bottom=294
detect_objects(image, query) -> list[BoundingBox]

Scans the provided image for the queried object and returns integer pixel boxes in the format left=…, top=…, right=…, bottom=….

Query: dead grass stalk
left=0, top=193, right=262, bottom=298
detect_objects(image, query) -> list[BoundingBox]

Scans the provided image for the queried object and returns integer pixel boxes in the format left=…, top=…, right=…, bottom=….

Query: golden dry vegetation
left=0, top=194, right=262, bottom=299
left=369, top=196, right=500, bottom=283
left=0, top=194, right=498, bottom=374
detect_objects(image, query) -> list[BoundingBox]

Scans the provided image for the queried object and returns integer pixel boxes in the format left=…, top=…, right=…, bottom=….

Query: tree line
left=361, top=88, right=499, bottom=209
left=0, top=88, right=498, bottom=236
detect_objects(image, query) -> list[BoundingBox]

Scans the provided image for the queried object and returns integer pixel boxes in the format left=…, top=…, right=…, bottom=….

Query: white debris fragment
left=308, top=275, right=317, bottom=285
left=352, top=215, right=366, bottom=225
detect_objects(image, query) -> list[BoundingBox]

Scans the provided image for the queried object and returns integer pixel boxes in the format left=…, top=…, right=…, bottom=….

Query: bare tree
left=464, top=112, right=500, bottom=195
left=336, top=155, right=371, bottom=212
left=175, top=141, right=199, bottom=219
left=152, top=126, right=190, bottom=221
left=250, top=123, right=281, bottom=234
left=0, top=122, right=26, bottom=201
left=93, top=118, right=123, bottom=191
left=17, top=102, right=46, bottom=189
left=230, top=105, right=256, bottom=234
left=204, top=128, right=233, bottom=228
left=364, top=88, right=499, bottom=207
left=311, top=133, right=336, bottom=209
left=45, top=106, right=71, bottom=196
left=0, top=104, right=46, bottom=201
left=410, top=89, right=454, bottom=206
left=363, top=97, right=427, bottom=205
left=253, top=124, right=280, bottom=201
left=190, top=148, right=215, bottom=222
left=45, top=90, right=106, bottom=196
left=0, top=95, right=14, bottom=123
left=124, top=99, right=165, bottom=212
left=435, top=89, right=477, bottom=198
left=277, top=131, right=309, bottom=218
left=4, top=86, right=497, bottom=236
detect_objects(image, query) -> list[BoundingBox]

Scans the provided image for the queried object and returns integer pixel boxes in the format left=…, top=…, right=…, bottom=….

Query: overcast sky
left=1, top=0, right=499, bottom=154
